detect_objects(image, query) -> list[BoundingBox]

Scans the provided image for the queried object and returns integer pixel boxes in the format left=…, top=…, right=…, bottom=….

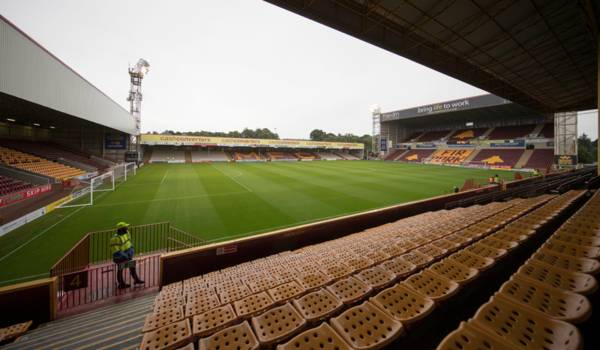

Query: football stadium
left=0, top=1, right=599, bottom=350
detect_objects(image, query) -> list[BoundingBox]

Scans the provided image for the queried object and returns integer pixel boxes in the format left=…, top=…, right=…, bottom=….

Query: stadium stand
left=437, top=189, right=598, bottom=350
left=0, top=140, right=107, bottom=171
left=399, top=149, right=435, bottom=162
left=130, top=191, right=579, bottom=349
left=294, top=152, right=318, bottom=160
left=539, top=123, right=555, bottom=138
left=429, top=149, right=473, bottom=164
left=417, top=130, right=453, bottom=142
left=449, top=128, right=488, bottom=141
left=333, top=152, right=360, bottom=160
left=0, top=146, right=85, bottom=180
left=234, top=151, right=264, bottom=161
left=384, top=149, right=405, bottom=161
left=524, top=148, right=555, bottom=170
left=487, top=124, right=536, bottom=140
left=317, top=152, right=343, bottom=160
left=404, top=131, right=424, bottom=142
left=190, top=150, right=229, bottom=163
left=268, top=151, right=297, bottom=161
left=149, top=149, right=186, bottom=163
left=469, top=148, right=524, bottom=168
left=0, top=174, right=34, bottom=196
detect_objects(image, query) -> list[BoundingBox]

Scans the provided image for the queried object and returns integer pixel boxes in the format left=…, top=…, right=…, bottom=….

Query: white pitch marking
left=160, top=169, right=169, bottom=184
left=212, top=165, right=253, bottom=192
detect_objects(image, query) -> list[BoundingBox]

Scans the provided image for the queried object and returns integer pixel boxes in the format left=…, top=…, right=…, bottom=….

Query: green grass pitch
left=0, top=161, right=517, bottom=285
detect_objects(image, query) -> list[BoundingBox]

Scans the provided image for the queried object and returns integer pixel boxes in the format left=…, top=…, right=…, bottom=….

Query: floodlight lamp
left=6, top=118, right=15, bottom=122
left=466, top=122, right=474, bottom=127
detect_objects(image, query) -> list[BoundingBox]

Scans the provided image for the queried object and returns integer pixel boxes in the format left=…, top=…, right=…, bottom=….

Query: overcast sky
left=1, top=0, right=597, bottom=140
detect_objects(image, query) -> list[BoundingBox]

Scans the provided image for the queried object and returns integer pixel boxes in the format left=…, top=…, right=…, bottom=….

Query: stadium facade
left=373, top=94, right=578, bottom=171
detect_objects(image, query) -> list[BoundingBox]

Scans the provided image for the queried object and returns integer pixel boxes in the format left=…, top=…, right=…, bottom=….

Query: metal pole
left=597, top=34, right=599, bottom=174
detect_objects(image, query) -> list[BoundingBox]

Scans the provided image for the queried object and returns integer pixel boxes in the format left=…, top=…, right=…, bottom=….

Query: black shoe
left=134, top=280, right=145, bottom=285
left=118, top=283, right=130, bottom=289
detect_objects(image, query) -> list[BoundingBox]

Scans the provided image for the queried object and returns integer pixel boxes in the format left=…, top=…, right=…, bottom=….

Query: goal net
left=114, top=162, right=137, bottom=185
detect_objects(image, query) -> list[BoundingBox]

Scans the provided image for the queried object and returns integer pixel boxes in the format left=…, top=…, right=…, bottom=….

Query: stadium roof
left=264, top=0, right=599, bottom=112
left=379, top=93, right=546, bottom=126
left=0, top=15, right=136, bottom=135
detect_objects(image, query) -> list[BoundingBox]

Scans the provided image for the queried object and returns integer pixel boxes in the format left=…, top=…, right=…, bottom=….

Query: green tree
left=578, top=133, right=598, bottom=164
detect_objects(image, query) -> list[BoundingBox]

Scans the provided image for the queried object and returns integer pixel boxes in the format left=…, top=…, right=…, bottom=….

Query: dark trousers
left=114, top=258, right=142, bottom=286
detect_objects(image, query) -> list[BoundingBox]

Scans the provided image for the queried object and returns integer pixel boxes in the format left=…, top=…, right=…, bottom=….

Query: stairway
left=184, top=150, right=192, bottom=163
left=515, top=149, right=534, bottom=168
left=393, top=150, right=409, bottom=161
left=530, top=123, right=545, bottom=137
left=463, top=149, right=480, bottom=163
left=3, top=293, right=156, bottom=350
left=480, top=127, right=494, bottom=139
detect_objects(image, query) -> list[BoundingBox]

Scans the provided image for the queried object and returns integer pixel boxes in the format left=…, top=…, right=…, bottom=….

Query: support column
left=597, top=34, right=599, bottom=173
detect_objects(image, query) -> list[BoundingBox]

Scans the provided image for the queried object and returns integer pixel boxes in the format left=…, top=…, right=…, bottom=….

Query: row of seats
left=438, top=189, right=597, bottom=350
left=407, top=124, right=553, bottom=143
left=234, top=151, right=264, bottom=161
left=0, top=175, right=33, bottom=196
left=0, top=146, right=85, bottom=180
left=190, top=151, right=230, bottom=163
left=139, top=193, right=569, bottom=349
left=0, top=321, right=32, bottom=343
left=0, top=139, right=106, bottom=170
left=429, top=149, right=473, bottom=164
left=268, top=152, right=297, bottom=161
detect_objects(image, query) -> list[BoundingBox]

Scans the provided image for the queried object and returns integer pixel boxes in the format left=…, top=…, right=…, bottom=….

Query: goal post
left=114, top=162, right=137, bottom=184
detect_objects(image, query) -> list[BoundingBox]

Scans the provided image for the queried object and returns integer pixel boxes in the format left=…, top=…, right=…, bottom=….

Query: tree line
left=310, top=129, right=373, bottom=152
left=150, top=128, right=280, bottom=139
left=578, top=134, right=598, bottom=164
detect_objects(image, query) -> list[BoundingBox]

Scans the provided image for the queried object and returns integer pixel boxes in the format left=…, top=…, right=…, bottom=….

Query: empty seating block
left=370, top=284, right=435, bottom=326
left=399, top=251, right=433, bottom=268
left=403, top=270, right=460, bottom=302
left=345, top=257, right=374, bottom=271
left=234, top=292, right=275, bottom=318
left=532, top=249, right=600, bottom=274
left=552, top=232, right=600, bottom=247
left=192, top=304, right=238, bottom=337
left=516, top=261, right=598, bottom=295
left=246, top=277, right=280, bottom=294
left=544, top=240, right=600, bottom=259
left=437, top=322, right=514, bottom=350
left=292, top=289, right=343, bottom=322
left=251, top=303, right=307, bottom=345
left=429, top=260, right=478, bottom=285
left=144, top=307, right=185, bottom=332
left=354, top=266, right=395, bottom=290
left=140, top=319, right=192, bottom=350
left=296, top=272, right=332, bottom=291
left=199, top=321, right=259, bottom=350
left=448, top=250, right=495, bottom=271
left=268, top=281, right=306, bottom=303
left=480, top=237, right=518, bottom=251
left=417, top=244, right=447, bottom=259
left=326, top=276, right=372, bottom=305
left=466, top=242, right=508, bottom=260
left=0, top=320, right=32, bottom=342
left=277, top=322, right=352, bottom=350
left=155, top=297, right=185, bottom=313
left=498, top=277, right=591, bottom=323
left=471, top=298, right=582, bottom=350
left=219, top=285, right=252, bottom=304
left=321, top=264, right=353, bottom=280
left=378, top=257, right=416, bottom=279
left=330, top=301, right=404, bottom=350
left=185, top=294, right=221, bottom=317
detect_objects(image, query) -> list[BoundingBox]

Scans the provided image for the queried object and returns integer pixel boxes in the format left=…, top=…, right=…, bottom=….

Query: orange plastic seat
left=448, top=250, right=495, bottom=271
left=185, top=294, right=221, bottom=317
left=154, top=296, right=185, bottom=313
left=192, top=304, right=238, bottom=337
left=0, top=320, right=32, bottom=343
left=378, top=256, right=416, bottom=279
left=330, top=301, right=404, bottom=350
left=370, top=283, right=435, bottom=326
left=268, top=281, right=306, bottom=303
left=532, top=249, right=600, bottom=274
left=498, top=276, right=591, bottom=323
left=326, top=276, right=372, bottom=305
left=416, top=244, right=447, bottom=259
left=292, top=289, right=343, bottom=322
left=471, top=297, right=582, bottom=350
left=516, top=260, right=598, bottom=295
left=346, top=256, right=374, bottom=271
left=466, top=242, right=508, bottom=260
left=544, top=239, right=600, bottom=259
left=428, top=259, right=479, bottom=285
left=234, top=292, right=275, bottom=318
left=436, top=321, right=513, bottom=350
left=219, top=285, right=252, bottom=304
left=198, top=320, right=259, bottom=350
left=295, top=272, right=332, bottom=291
left=276, top=322, right=352, bottom=350
left=354, top=266, right=395, bottom=290
left=143, top=306, right=185, bottom=332
left=552, top=231, right=600, bottom=246
left=399, top=251, right=433, bottom=268
left=251, top=302, right=307, bottom=346
left=321, top=264, right=353, bottom=280
left=479, top=237, right=518, bottom=251
left=140, top=319, right=192, bottom=350
left=403, top=270, right=460, bottom=302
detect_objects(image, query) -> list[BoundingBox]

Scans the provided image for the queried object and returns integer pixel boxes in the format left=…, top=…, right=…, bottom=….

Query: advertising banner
left=0, top=184, right=52, bottom=208
left=488, top=139, right=525, bottom=148
left=555, top=155, right=577, bottom=166
left=140, top=134, right=364, bottom=150
left=380, top=137, right=387, bottom=152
